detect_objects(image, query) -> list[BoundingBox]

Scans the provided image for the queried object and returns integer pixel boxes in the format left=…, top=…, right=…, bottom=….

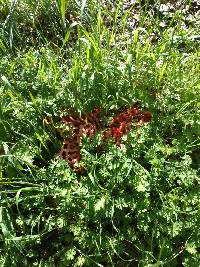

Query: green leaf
left=186, top=243, right=197, bottom=254
left=94, top=196, right=106, bottom=211
left=0, top=207, right=15, bottom=239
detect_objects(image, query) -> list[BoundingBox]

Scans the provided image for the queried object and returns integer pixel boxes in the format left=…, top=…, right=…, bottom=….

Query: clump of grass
left=0, top=0, right=200, bottom=266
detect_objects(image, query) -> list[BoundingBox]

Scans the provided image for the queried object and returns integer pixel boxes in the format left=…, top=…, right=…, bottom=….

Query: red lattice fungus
left=58, top=108, right=102, bottom=169
left=58, top=106, right=152, bottom=170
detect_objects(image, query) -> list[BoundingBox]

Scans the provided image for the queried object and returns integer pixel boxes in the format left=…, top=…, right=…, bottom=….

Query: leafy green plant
left=0, top=0, right=200, bottom=266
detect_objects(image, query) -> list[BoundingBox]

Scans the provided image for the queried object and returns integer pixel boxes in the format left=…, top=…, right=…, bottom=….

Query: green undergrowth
left=0, top=0, right=200, bottom=266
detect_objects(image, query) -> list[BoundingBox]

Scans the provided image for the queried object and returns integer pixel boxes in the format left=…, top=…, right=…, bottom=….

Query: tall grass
left=0, top=0, right=200, bottom=266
